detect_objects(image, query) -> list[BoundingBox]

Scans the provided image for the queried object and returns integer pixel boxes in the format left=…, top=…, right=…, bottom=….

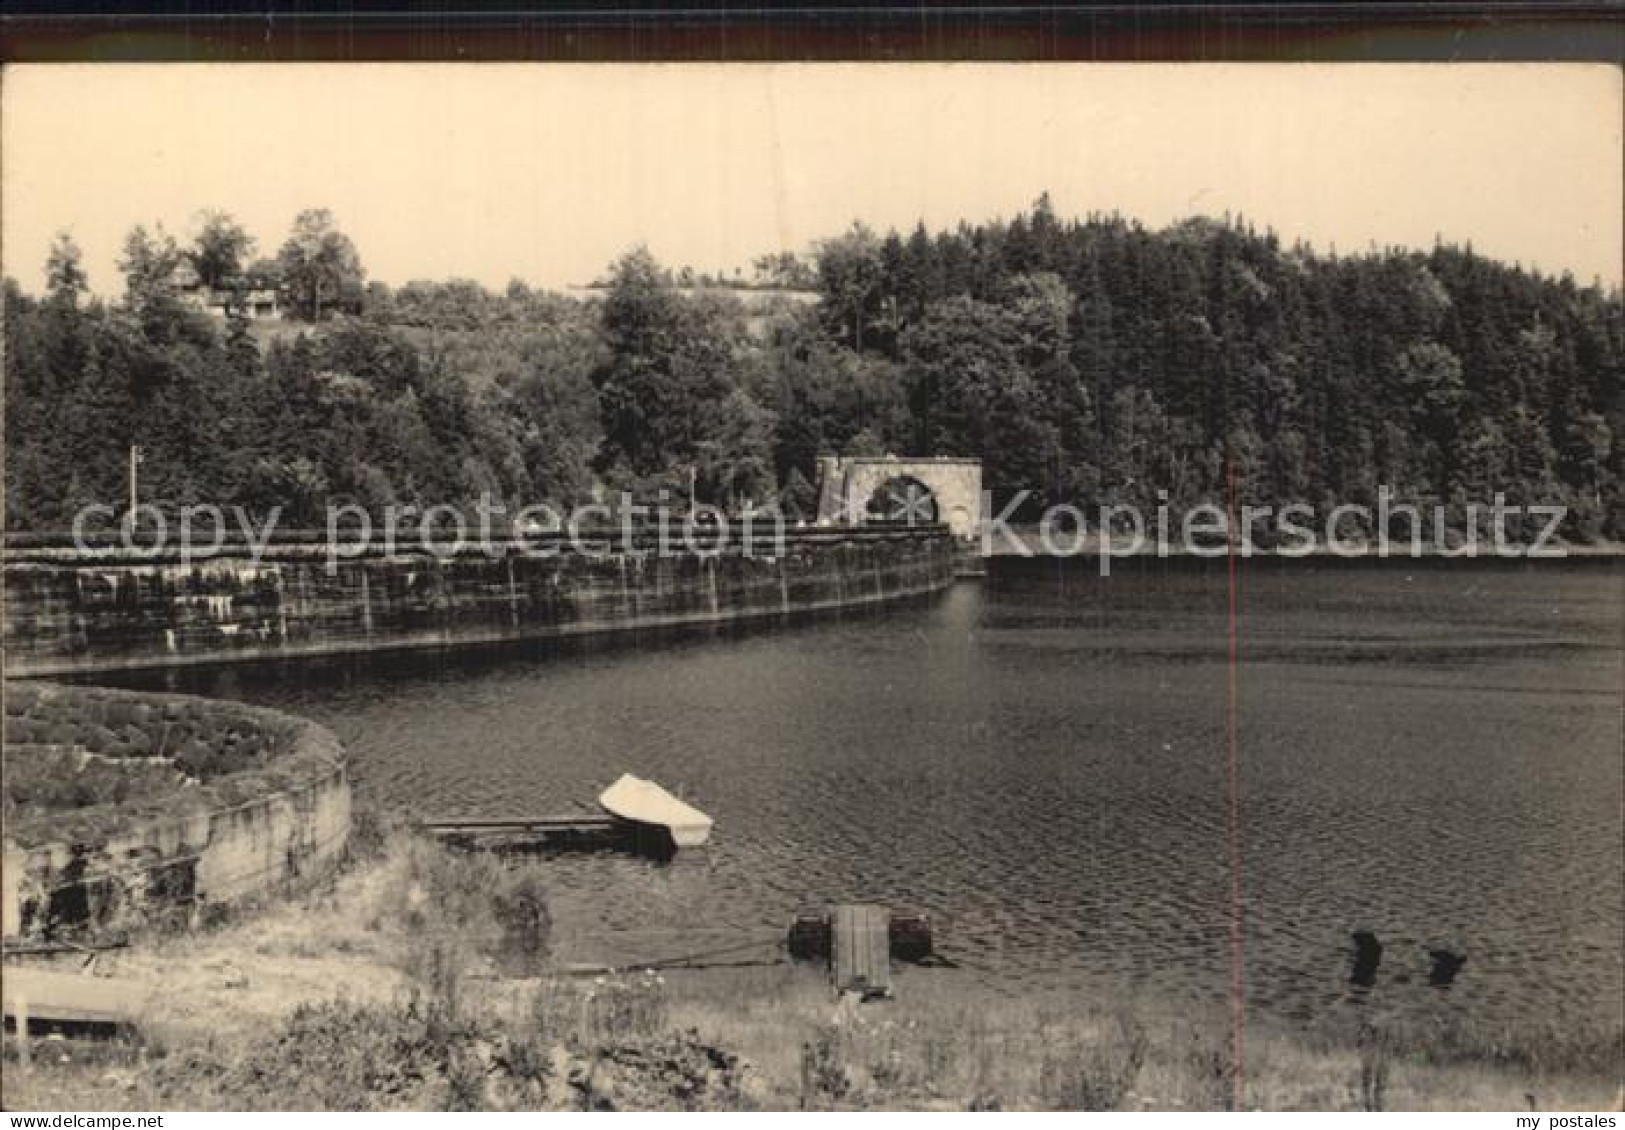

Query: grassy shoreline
left=4, top=833, right=1620, bottom=1111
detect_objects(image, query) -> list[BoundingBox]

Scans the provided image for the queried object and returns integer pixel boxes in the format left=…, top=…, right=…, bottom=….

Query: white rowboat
left=597, top=774, right=714, bottom=847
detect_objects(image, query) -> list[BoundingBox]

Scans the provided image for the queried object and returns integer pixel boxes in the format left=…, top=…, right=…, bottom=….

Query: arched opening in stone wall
left=864, top=475, right=940, bottom=526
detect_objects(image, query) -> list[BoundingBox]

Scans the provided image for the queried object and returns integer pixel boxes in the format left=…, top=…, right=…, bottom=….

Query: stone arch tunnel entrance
left=864, top=475, right=939, bottom=526
left=814, top=456, right=983, bottom=542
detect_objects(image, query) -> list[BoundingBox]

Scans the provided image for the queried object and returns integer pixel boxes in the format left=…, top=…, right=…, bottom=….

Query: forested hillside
left=6, top=198, right=1621, bottom=539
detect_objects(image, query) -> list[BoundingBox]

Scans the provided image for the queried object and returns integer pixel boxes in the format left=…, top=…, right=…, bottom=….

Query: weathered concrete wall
left=2, top=683, right=350, bottom=940
left=2, top=528, right=955, bottom=678
left=815, top=457, right=984, bottom=541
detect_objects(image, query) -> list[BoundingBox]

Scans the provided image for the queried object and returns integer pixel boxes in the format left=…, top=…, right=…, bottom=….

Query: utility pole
left=128, top=444, right=144, bottom=519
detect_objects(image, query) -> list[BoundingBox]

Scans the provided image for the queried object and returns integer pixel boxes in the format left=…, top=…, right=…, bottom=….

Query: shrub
left=800, top=1024, right=851, bottom=1108
left=374, top=834, right=552, bottom=978
left=489, top=869, right=552, bottom=975
left=1180, top=1027, right=1240, bottom=1112
left=163, top=1000, right=451, bottom=1110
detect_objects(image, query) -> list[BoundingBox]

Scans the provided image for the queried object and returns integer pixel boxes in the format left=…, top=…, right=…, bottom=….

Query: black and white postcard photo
left=1, top=38, right=1621, bottom=1119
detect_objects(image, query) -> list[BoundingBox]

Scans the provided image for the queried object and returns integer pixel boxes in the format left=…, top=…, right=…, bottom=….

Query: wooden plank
left=832, top=904, right=891, bottom=999
left=2, top=967, right=143, bottom=1029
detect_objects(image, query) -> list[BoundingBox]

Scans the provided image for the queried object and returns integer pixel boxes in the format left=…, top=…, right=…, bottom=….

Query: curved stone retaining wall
left=2, top=682, right=350, bottom=941
left=2, top=527, right=955, bottom=677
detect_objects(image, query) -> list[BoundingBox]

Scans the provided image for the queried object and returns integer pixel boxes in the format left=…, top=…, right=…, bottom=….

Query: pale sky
left=3, top=63, right=1620, bottom=294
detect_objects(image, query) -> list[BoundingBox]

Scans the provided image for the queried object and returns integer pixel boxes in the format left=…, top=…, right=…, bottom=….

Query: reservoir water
left=108, top=558, right=1624, bottom=1033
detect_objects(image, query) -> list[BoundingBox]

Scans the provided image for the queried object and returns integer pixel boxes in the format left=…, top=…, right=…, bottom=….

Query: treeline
left=5, top=197, right=1622, bottom=539
left=811, top=198, right=1623, bottom=540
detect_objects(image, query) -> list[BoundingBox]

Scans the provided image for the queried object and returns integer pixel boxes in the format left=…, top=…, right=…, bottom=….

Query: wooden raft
left=424, top=814, right=620, bottom=845
left=422, top=813, right=683, bottom=858
left=831, top=904, right=892, bottom=1000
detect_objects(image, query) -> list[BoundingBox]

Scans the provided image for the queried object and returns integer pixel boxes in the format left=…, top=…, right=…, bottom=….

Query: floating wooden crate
left=788, top=905, right=937, bottom=999
left=887, top=913, right=934, bottom=962
left=787, top=913, right=834, bottom=960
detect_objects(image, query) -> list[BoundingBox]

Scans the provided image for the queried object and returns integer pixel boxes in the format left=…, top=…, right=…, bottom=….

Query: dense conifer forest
left=6, top=197, right=1621, bottom=540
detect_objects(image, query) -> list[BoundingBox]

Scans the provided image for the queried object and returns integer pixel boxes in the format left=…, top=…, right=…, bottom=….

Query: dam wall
left=2, top=682, right=350, bottom=941
left=2, top=527, right=956, bottom=678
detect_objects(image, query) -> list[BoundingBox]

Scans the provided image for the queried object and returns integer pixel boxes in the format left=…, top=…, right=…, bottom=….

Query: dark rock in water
left=1428, top=948, right=1467, bottom=986
left=1350, top=930, right=1383, bottom=987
